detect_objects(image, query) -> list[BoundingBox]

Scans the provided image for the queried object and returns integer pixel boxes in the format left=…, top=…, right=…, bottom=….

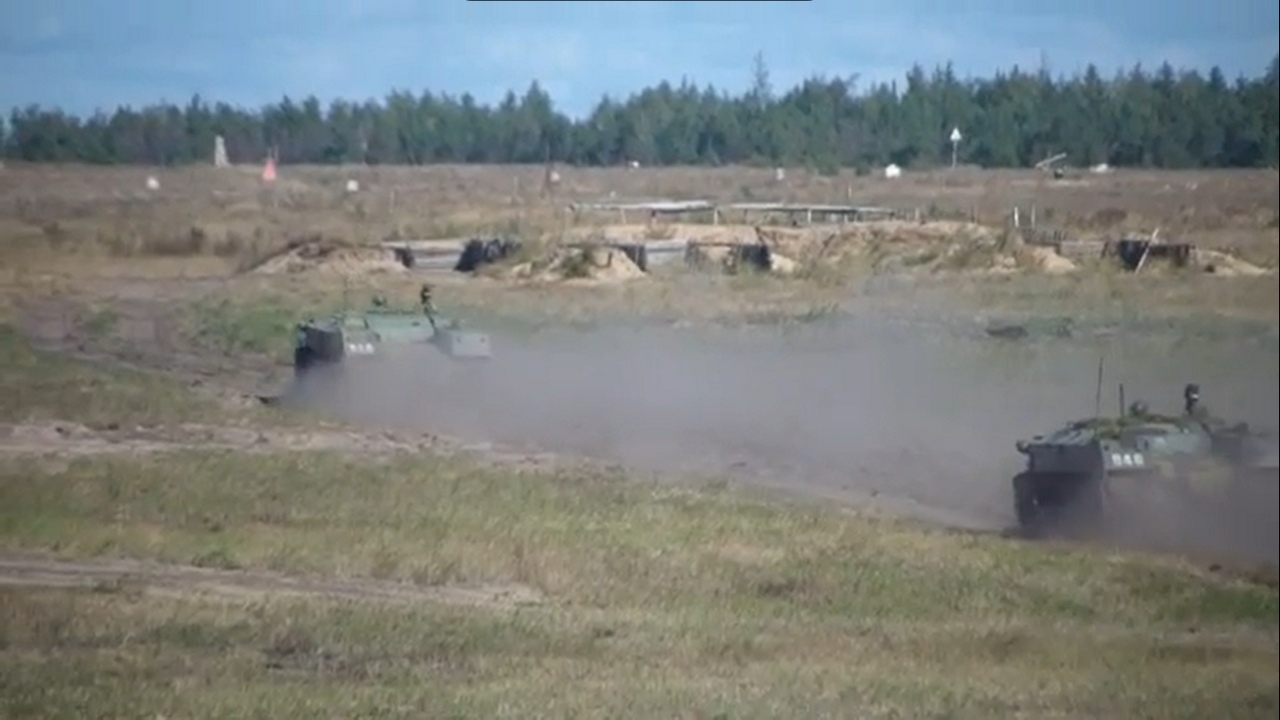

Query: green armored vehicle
left=293, top=283, right=490, bottom=378
left=1012, top=383, right=1278, bottom=529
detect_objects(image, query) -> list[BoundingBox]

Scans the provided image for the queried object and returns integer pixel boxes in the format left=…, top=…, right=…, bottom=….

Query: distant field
left=0, top=163, right=1276, bottom=270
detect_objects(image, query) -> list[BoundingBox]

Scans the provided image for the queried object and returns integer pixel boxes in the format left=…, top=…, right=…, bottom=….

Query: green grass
left=181, top=284, right=528, bottom=363
left=193, top=271, right=859, bottom=333
left=1, top=449, right=1276, bottom=624
left=1, top=584, right=1273, bottom=720
left=187, top=294, right=303, bottom=359
left=0, top=445, right=1275, bottom=718
left=0, top=324, right=224, bottom=428
left=950, top=271, right=1279, bottom=325
left=0, top=322, right=315, bottom=430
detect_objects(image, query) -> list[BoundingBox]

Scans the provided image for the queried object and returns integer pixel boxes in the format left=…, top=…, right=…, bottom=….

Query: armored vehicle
left=293, top=283, right=490, bottom=377
left=1011, top=383, right=1278, bottom=529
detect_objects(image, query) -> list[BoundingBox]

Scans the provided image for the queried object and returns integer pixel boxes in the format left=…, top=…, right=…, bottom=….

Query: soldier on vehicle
left=1183, top=383, right=1202, bottom=415
left=1182, top=382, right=1222, bottom=428
left=419, top=283, right=438, bottom=331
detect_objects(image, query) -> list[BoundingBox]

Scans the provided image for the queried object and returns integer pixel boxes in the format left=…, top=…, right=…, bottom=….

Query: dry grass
left=0, top=309, right=1276, bottom=719
left=0, top=163, right=1275, bottom=273
left=0, top=163, right=1272, bottom=342
left=0, top=163, right=1273, bottom=337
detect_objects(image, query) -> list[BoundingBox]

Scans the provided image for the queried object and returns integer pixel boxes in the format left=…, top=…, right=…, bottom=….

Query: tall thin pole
left=1093, top=355, right=1105, bottom=417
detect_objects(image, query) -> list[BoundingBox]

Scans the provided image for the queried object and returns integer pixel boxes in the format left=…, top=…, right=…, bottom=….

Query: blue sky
left=2, top=1, right=1277, bottom=119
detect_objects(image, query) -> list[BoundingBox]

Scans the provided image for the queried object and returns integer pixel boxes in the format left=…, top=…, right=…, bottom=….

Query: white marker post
left=949, top=127, right=962, bottom=169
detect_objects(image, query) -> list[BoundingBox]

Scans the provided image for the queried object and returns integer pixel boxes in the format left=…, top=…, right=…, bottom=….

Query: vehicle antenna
left=1093, top=354, right=1104, bottom=418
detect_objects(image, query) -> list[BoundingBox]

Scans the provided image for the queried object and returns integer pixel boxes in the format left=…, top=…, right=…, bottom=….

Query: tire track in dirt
left=0, top=555, right=543, bottom=608
left=0, top=421, right=572, bottom=478
left=0, top=421, right=439, bottom=457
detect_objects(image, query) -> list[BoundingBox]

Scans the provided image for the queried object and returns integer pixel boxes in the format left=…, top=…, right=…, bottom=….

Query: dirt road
left=0, top=554, right=541, bottom=608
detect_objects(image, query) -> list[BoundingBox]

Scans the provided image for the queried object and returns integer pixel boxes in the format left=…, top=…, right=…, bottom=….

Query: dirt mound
left=851, top=223, right=1083, bottom=275
left=1019, top=245, right=1079, bottom=274
left=838, top=220, right=993, bottom=245
left=801, top=221, right=1076, bottom=275
left=507, top=246, right=647, bottom=284
left=684, top=241, right=800, bottom=276
left=248, top=238, right=408, bottom=276
left=747, top=226, right=814, bottom=256
left=768, top=253, right=800, bottom=275
left=671, top=221, right=1080, bottom=277
left=1196, top=249, right=1272, bottom=277
left=830, top=221, right=993, bottom=266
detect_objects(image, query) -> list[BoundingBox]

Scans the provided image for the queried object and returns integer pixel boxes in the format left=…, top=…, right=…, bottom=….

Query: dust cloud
left=284, top=315, right=1279, bottom=568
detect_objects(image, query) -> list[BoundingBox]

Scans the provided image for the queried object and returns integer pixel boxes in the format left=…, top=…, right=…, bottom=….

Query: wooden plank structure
left=567, top=199, right=715, bottom=223
left=1105, top=232, right=1194, bottom=273
left=723, top=202, right=900, bottom=225
left=568, top=199, right=907, bottom=226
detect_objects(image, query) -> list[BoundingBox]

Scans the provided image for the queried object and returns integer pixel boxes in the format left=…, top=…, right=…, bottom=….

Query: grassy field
left=0, top=301, right=1278, bottom=718
left=0, top=164, right=1276, bottom=718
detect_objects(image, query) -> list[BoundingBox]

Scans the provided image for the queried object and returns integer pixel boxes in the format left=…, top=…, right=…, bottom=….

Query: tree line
left=3, top=55, right=1277, bottom=170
